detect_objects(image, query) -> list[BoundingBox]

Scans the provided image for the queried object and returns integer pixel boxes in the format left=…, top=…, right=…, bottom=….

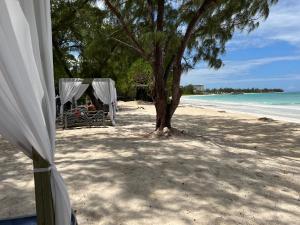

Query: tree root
left=143, top=127, right=191, bottom=139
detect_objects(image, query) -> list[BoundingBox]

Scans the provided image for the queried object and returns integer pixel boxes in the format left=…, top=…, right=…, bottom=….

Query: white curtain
left=114, top=87, right=117, bottom=99
left=59, top=78, right=83, bottom=113
left=92, top=78, right=116, bottom=124
left=109, top=80, right=117, bottom=116
left=114, top=87, right=118, bottom=114
left=0, top=1, right=71, bottom=225
left=74, top=83, right=89, bottom=101
left=92, top=79, right=110, bottom=104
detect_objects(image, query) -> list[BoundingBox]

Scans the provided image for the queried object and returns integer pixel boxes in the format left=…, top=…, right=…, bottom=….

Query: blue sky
left=181, top=0, right=300, bottom=92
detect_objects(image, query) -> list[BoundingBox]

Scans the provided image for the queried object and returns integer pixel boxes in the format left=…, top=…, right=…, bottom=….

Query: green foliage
left=51, top=0, right=278, bottom=102
left=117, top=59, right=153, bottom=98
left=51, top=0, right=138, bottom=91
left=127, top=59, right=152, bottom=86
left=182, top=85, right=195, bottom=95
left=104, top=0, right=278, bottom=71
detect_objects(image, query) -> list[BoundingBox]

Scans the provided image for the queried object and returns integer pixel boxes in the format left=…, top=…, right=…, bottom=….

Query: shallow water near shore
left=181, top=92, right=300, bottom=123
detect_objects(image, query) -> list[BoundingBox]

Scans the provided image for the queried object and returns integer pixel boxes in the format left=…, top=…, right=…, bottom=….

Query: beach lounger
left=63, top=109, right=105, bottom=128
left=87, top=110, right=105, bottom=127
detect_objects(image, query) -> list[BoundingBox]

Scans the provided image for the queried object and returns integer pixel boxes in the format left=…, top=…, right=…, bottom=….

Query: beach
left=181, top=92, right=300, bottom=124
left=1, top=101, right=300, bottom=225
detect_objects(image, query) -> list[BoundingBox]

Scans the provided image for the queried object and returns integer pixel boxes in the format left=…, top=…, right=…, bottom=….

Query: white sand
left=1, top=101, right=300, bottom=225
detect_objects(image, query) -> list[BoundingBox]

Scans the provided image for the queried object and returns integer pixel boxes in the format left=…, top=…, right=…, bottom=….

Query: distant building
left=193, top=85, right=205, bottom=94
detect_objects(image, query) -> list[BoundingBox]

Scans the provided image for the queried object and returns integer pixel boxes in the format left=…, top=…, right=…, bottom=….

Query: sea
left=181, top=92, right=300, bottom=123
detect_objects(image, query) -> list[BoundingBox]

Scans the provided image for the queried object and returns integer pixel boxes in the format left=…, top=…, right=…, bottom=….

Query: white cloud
left=182, top=1, right=300, bottom=89
left=182, top=55, right=300, bottom=84
left=215, top=74, right=300, bottom=84
left=228, top=0, right=300, bottom=49
left=186, top=55, right=300, bottom=77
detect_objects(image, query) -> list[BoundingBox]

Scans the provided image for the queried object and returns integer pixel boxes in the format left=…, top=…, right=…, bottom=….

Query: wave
left=180, top=98, right=300, bottom=124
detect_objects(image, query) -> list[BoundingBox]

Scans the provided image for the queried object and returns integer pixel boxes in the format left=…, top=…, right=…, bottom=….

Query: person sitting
left=74, top=108, right=81, bottom=118
left=87, top=102, right=96, bottom=111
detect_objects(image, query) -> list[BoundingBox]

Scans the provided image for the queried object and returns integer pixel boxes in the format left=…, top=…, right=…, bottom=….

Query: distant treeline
left=181, top=85, right=283, bottom=95
left=205, top=88, right=284, bottom=94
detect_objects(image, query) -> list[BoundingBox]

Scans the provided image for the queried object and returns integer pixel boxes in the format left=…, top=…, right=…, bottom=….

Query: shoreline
left=180, top=98, right=300, bottom=124
left=182, top=91, right=286, bottom=97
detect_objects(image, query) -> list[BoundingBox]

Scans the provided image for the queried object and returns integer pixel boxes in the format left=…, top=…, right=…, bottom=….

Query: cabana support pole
left=32, top=150, right=55, bottom=225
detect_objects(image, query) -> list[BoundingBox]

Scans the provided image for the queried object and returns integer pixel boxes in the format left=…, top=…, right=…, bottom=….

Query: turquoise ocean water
left=181, top=92, right=300, bottom=123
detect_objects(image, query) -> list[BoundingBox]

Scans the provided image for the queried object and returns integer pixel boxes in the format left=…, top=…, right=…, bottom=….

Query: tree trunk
left=170, top=66, right=182, bottom=117
left=154, top=72, right=172, bottom=130
left=154, top=64, right=182, bottom=131
left=154, top=89, right=181, bottom=131
left=153, top=66, right=169, bottom=130
left=155, top=100, right=172, bottom=130
left=152, top=0, right=166, bottom=131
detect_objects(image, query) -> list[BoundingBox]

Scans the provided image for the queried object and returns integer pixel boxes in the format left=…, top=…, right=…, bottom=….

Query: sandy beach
left=1, top=101, right=300, bottom=225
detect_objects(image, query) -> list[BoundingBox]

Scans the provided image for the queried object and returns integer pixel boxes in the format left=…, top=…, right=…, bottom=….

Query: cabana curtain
left=59, top=78, right=83, bottom=113
left=74, top=84, right=89, bottom=101
left=92, top=80, right=111, bottom=105
left=113, top=87, right=118, bottom=111
left=0, top=0, right=71, bottom=225
left=92, top=78, right=117, bottom=124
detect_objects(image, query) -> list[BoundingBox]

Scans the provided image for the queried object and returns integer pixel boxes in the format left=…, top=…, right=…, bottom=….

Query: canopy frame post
left=32, top=149, right=55, bottom=225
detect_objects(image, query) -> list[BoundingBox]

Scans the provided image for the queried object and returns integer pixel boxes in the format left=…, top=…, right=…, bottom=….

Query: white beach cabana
left=59, top=78, right=117, bottom=124
left=0, top=1, right=71, bottom=225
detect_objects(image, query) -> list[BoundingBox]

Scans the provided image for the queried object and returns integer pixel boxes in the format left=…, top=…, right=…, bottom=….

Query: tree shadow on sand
left=1, top=110, right=299, bottom=224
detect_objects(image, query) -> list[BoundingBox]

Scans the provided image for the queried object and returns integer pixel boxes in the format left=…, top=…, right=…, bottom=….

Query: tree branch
left=53, top=40, right=74, bottom=78
left=98, top=44, right=118, bottom=68
left=153, top=0, right=165, bottom=82
left=170, top=0, right=218, bottom=116
left=146, top=0, right=155, bottom=31
left=163, top=54, right=175, bottom=81
left=175, top=0, right=217, bottom=67
left=103, top=0, right=147, bottom=59
left=182, top=56, right=193, bottom=69
left=110, top=37, right=142, bottom=53
left=156, top=0, right=164, bottom=31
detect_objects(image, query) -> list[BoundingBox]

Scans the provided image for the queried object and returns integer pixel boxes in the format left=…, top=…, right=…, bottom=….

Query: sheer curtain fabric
left=74, top=84, right=89, bottom=101
left=0, top=1, right=71, bottom=225
left=92, top=78, right=116, bottom=124
left=59, top=78, right=83, bottom=113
